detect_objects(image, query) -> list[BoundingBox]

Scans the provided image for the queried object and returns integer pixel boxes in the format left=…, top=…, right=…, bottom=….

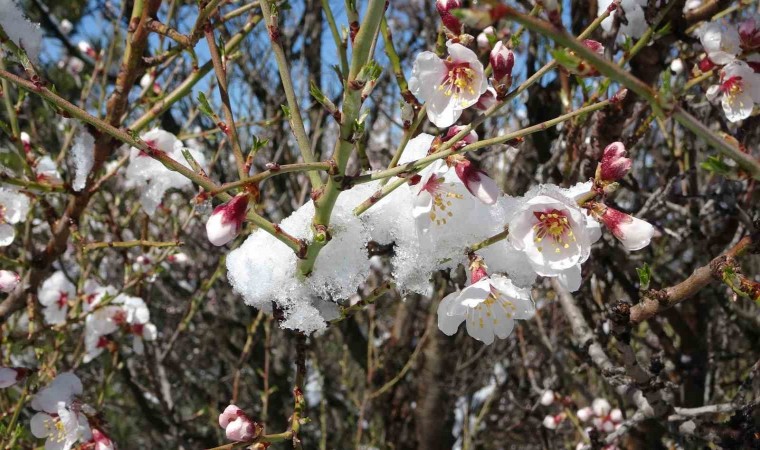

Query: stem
left=259, top=0, right=322, bottom=187
left=210, top=162, right=332, bottom=195
left=204, top=24, right=247, bottom=179
left=83, top=239, right=182, bottom=253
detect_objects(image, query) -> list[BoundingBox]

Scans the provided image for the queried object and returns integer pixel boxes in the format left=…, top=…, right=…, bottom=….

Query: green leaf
left=636, top=263, right=651, bottom=291
left=550, top=48, right=580, bottom=71
left=197, top=92, right=214, bottom=119
left=700, top=155, right=733, bottom=176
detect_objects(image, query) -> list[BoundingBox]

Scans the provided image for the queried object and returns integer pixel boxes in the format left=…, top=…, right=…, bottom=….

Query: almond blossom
left=30, top=373, right=91, bottom=450
left=218, top=404, right=261, bottom=441
left=589, top=203, right=654, bottom=251
left=706, top=60, right=760, bottom=122
left=437, top=257, right=535, bottom=345
left=0, top=269, right=20, bottom=293
left=577, top=398, right=623, bottom=433
left=508, top=185, right=601, bottom=292
left=698, top=22, right=741, bottom=65
left=38, top=271, right=77, bottom=325
left=0, top=187, right=30, bottom=246
left=409, top=41, right=488, bottom=128
left=83, top=291, right=157, bottom=362
left=206, top=194, right=249, bottom=246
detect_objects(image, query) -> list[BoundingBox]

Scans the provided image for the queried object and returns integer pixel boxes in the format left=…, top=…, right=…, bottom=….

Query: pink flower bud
left=0, top=270, right=20, bottom=293
left=477, top=27, right=495, bottom=50
left=90, top=428, right=115, bottom=450
left=454, top=159, right=500, bottom=205
left=436, top=0, right=462, bottom=34
left=435, top=0, right=461, bottom=13
left=542, top=415, right=558, bottom=429
left=474, top=88, right=497, bottom=111
left=444, top=126, right=478, bottom=147
left=595, top=205, right=655, bottom=251
left=583, top=39, right=604, bottom=55
left=78, top=40, right=97, bottom=58
left=598, top=142, right=631, bottom=182
left=19, top=132, right=31, bottom=152
left=490, top=41, right=514, bottom=83
left=218, top=404, right=260, bottom=442
left=206, top=195, right=249, bottom=246
left=167, top=253, right=189, bottom=264
left=739, top=18, right=760, bottom=51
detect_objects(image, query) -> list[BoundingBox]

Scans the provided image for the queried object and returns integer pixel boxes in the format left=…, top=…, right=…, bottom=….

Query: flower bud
left=739, top=18, right=760, bottom=51
left=453, top=158, right=500, bottom=205
left=78, top=40, right=97, bottom=58
left=444, top=126, right=478, bottom=147
left=167, top=253, right=189, bottom=264
left=490, top=41, right=514, bottom=83
left=206, top=195, right=249, bottom=246
left=436, top=0, right=462, bottom=35
left=591, top=203, right=655, bottom=251
left=477, top=26, right=495, bottom=50
left=218, top=404, right=261, bottom=442
left=592, top=398, right=611, bottom=418
left=670, top=58, right=684, bottom=74
left=60, top=19, right=73, bottom=35
left=576, top=407, right=593, bottom=422
left=20, top=132, right=31, bottom=152
left=609, top=408, right=623, bottom=423
left=597, top=142, right=631, bottom=183
left=0, top=270, right=20, bottom=293
left=540, top=390, right=555, bottom=406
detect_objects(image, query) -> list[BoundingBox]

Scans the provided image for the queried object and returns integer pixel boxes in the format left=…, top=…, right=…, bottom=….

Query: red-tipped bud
left=454, top=159, right=500, bottom=205
left=490, top=41, right=514, bottom=83
left=0, top=270, right=20, bottom=293
left=436, top=0, right=462, bottom=34
left=78, top=40, right=97, bottom=58
left=206, top=195, right=249, bottom=246
left=590, top=203, right=654, bottom=251
left=444, top=126, right=478, bottom=148
left=219, top=405, right=261, bottom=442
left=597, top=142, right=632, bottom=182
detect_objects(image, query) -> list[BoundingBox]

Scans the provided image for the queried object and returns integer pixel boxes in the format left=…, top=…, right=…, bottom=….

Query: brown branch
left=630, top=235, right=756, bottom=323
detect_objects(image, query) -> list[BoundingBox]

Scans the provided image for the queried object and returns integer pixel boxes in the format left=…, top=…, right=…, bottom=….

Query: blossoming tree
left=0, top=0, right=759, bottom=448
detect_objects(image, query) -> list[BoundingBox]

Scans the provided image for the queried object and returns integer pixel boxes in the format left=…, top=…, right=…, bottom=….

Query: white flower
left=540, top=390, right=555, bottom=406
left=219, top=404, right=260, bottom=441
left=38, top=272, right=76, bottom=325
left=697, top=22, right=740, bottom=65
left=508, top=185, right=601, bottom=292
left=0, top=269, right=20, bottom=293
left=0, top=187, right=30, bottom=246
left=599, top=0, right=649, bottom=38
left=706, top=60, right=760, bottom=122
left=592, top=398, right=611, bottom=417
left=437, top=271, right=534, bottom=345
left=409, top=41, right=488, bottom=128
left=206, top=194, right=249, bottom=246
left=30, top=373, right=91, bottom=450
left=577, top=406, right=593, bottom=422
left=542, top=415, right=559, bottom=429
left=591, top=203, right=654, bottom=251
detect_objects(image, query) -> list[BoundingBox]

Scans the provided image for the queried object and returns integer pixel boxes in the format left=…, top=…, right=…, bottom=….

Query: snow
left=70, top=130, right=95, bottom=192
left=0, top=0, right=42, bottom=62
left=125, top=129, right=207, bottom=215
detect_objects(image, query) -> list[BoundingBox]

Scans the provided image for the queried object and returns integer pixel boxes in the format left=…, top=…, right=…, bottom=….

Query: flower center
left=720, top=75, right=743, bottom=97
left=440, top=61, right=476, bottom=99
left=112, top=309, right=127, bottom=325
left=418, top=175, right=462, bottom=226
left=57, top=292, right=69, bottom=309
left=532, top=209, right=576, bottom=253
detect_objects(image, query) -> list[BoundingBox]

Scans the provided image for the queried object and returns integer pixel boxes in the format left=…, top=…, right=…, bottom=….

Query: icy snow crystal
left=0, top=0, right=42, bottom=61
left=70, top=130, right=95, bottom=192
left=125, top=129, right=207, bottom=214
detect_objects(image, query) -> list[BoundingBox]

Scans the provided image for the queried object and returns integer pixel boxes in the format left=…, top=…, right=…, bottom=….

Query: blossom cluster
left=0, top=372, right=114, bottom=450
left=541, top=391, right=623, bottom=449
left=697, top=17, right=760, bottom=122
